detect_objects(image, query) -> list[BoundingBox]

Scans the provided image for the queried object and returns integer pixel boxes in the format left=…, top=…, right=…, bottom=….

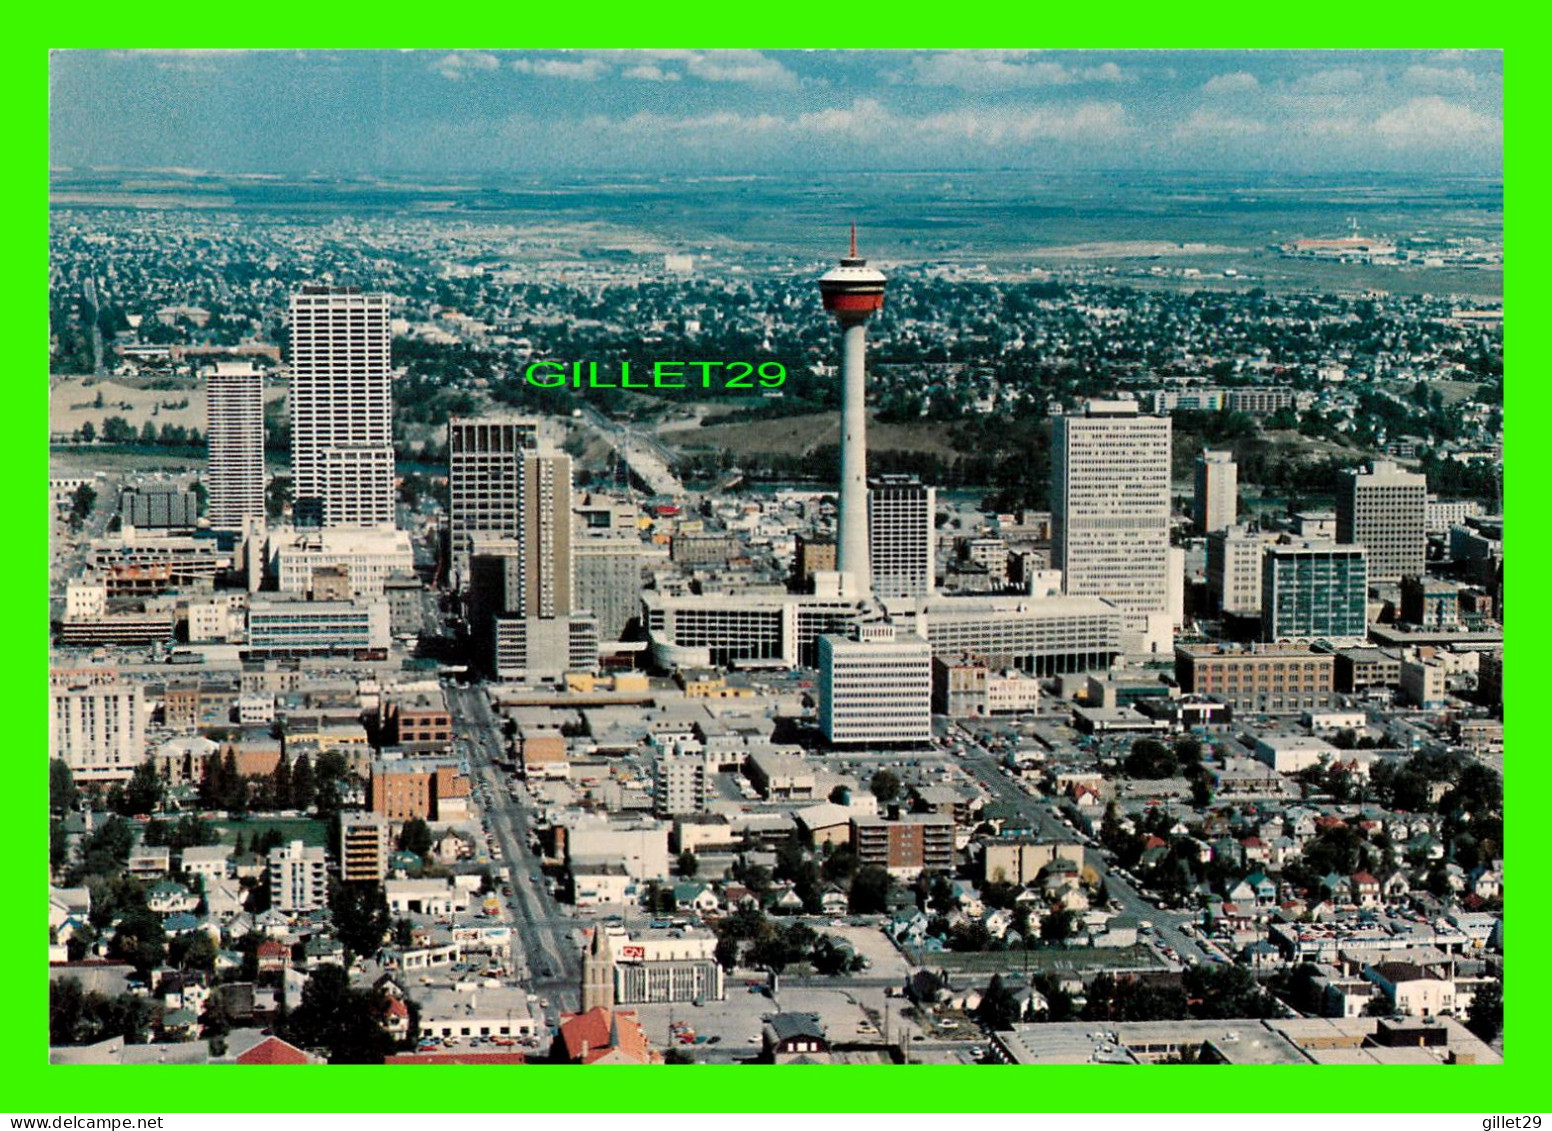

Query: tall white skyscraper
left=205, top=361, right=265, bottom=533
left=448, top=414, right=540, bottom=585
left=287, top=286, right=395, bottom=529
left=868, top=474, right=935, bottom=599
left=1051, top=400, right=1172, bottom=613
left=1193, top=449, right=1237, bottom=535
left=1337, top=460, right=1427, bottom=583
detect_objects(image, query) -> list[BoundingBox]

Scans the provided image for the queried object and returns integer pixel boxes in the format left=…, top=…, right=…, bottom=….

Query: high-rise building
left=1207, top=524, right=1264, bottom=616
left=520, top=452, right=573, bottom=618
left=1193, top=449, right=1237, bottom=535
left=448, top=415, right=540, bottom=585
left=49, top=673, right=145, bottom=784
left=1051, top=400, right=1172, bottom=613
left=287, top=286, right=395, bottom=529
left=1337, top=461, right=1427, bottom=584
left=267, top=840, right=329, bottom=913
left=818, top=228, right=887, bottom=600
left=574, top=535, right=643, bottom=644
left=817, top=624, right=932, bottom=747
left=1261, top=541, right=1368, bottom=643
left=868, top=475, right=935, bottom=599
left=206, top=361, right=266, bottom=533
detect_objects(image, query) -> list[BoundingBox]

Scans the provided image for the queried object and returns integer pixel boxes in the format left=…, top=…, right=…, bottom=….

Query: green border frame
left=20, top=28, right=1532, bottom=1113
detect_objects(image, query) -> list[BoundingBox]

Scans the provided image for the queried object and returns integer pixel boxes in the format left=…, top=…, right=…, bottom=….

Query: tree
left=79, top=421, right=96, bottom=444
left=332, top=881, right=390, bottom=961
left=677, top=850, right=699, bottom=878
left=714, top=935, right=739, bottom=971
left=271, top=754, right=293, bottom=811
left=50, top=759, right=78, bottom=814
left=1124, top=739, right=1177, bottom=780
left=976, top=974, right=1024, bottom=1031
left=280, top=965, right=395, bottom=1065
left=70, top=483, right=97, bottom=520
left=1467, top=981, right=1503, bottom=1043
left=869, top=769, right=900, bottom=805
left=291, top=754, right=316, bottom=812
left=397, top=818, right=433, bottom=857
left=1040, top=908, right=1075, bottom=946
left=108, top=907, right=166, bottom=975
left=849, top=865, right=892, bottom=914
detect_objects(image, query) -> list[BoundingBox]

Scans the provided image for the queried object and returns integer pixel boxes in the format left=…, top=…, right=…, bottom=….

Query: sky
left=49, top=50, right=1503, bottom=177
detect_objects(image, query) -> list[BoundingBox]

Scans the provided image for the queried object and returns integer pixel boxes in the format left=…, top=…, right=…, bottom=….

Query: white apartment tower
left=1051, top=400, right=1172, bottom=613
left=267, top=839, right=329, bottom=913
left=49, top=676, right=145, bottom=783
left=1337, top=460, right=1427, bottom=584
left=868, top=475, right=936, bottom=599
left=653, top=752, right=709, bottom=818
left=205, top=361, right=266, bottom=533
left=448, top=415, right=540, bottom=586
left=818, top=624, right=933, bottom=747
left=1193, top=449, right=1237, bottom=535
left=287, top=286, right=395, bottom=529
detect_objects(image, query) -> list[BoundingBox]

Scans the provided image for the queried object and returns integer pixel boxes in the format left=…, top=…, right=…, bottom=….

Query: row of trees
left=73, top=417, right=205, bottom=448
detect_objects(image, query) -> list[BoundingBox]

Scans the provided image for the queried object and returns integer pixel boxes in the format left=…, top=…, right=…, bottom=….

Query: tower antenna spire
left=849, top=222, right=857, bottom=259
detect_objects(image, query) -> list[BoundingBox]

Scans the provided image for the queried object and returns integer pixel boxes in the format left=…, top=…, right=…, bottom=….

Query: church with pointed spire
left=581, top=924, right=615, bottom=1013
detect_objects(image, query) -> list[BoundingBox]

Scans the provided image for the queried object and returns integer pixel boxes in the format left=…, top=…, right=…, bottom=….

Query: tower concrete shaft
left=838, top=319, right=871, bottom=597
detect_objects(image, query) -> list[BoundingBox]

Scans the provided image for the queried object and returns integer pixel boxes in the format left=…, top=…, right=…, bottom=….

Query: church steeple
left=581, top=925, right=615, bottom=1013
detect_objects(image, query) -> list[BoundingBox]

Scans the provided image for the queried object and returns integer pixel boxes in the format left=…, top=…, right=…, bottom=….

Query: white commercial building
left=246, top=596, right=390, bottom=656
left=267, top=840, right=328, bottom=914
left=653, top=752, right=709, bottom=817
left=288, top=286, right=395, bottom=529
left=49, top=676, right=146, bottom=783
left=205, top=361, right=266, bottom=533
left=270, top=528, right=414, bottom=598
left=818, top=625, right=933, bottom=746
left=1207, top=525, right=1265, bottom=616
left=566, top=818, right=671, bottom=881
left=1052, top=400, right=1172, bottom=613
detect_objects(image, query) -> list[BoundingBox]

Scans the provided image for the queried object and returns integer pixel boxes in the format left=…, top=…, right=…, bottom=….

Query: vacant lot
left=678, top=411, right=961, bottom=460
left=214, top=817, right=329, bottom=848
left=51, top=375, right=286, bottom=437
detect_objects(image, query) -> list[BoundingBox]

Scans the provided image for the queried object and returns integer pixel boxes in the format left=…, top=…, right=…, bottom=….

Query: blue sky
left=49, top=50, right=1503, bottom=176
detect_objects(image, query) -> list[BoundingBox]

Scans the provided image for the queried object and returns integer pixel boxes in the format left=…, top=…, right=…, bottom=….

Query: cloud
left=682, top=50, right=796, bottom=87
left=1202, top=71, right=1259, bottom=94
left=621, top=63, right=681, bottom=82
left=1172, top=107, right=1266, bottom=141
left=435, top=51, right=502, bottom=81
left=1401, top=64, right=1478, bottom=92
left=900, top=51, right=1130, bottom=89
left=509, top=55, right=607, bottom=81
left=1288, top=67, right=1366, bottom=93
left=564, top=98, right=1128, bottom=153
left=1373, top=96, right=1499, bottom=145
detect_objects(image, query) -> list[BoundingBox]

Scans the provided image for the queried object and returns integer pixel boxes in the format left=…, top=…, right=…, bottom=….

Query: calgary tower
left=818, top=225, right=887, bottom=600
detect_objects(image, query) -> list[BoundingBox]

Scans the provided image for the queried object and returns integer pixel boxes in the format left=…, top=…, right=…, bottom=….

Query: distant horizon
left=50, top=50, right=1503, bottom=178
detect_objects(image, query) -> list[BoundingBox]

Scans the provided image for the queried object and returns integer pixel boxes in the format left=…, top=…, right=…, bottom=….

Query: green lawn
left=214, top=816, right=330, bottom=848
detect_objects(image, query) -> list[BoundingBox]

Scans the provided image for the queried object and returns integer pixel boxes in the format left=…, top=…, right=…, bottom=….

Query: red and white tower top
left=819, top=224, right=887, bottom=320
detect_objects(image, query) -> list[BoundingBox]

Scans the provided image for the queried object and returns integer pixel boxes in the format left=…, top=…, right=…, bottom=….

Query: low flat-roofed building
left=744, top=750, right=817, bottom=800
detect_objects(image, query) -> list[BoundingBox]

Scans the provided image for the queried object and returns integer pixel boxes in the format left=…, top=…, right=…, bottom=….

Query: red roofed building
left=555, top=1007, right=659, bottom=1065
left=256, top=940, right=290, bottom=972
left=236, top=1036, right=312, bottom=1065
left=1351, top=871, right=1381, bottom=908
left=382, top=996, right=410, bottom=1039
